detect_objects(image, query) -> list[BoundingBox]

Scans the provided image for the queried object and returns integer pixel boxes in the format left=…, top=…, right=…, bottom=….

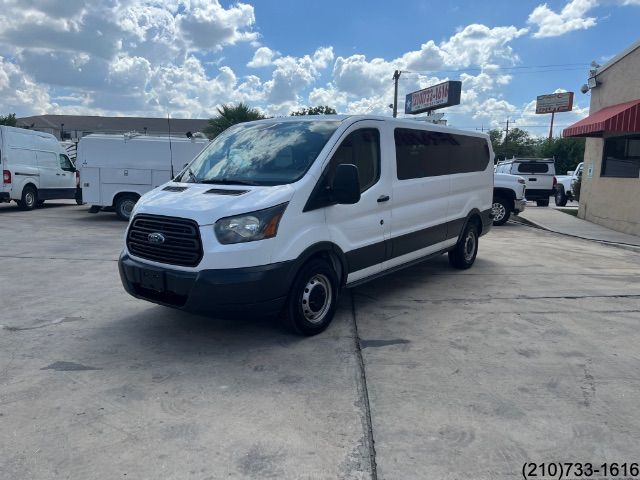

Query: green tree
left=290, top=105, right=337, bottom=116
left=204, top=103, right=266, bottom=139
left=0, top=113, right=17, bottom=126
left=490, top=127, right=537, bottom=162
left=489, top=129, right=503, bottom=160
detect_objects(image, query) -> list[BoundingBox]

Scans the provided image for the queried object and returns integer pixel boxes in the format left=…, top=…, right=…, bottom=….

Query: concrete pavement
left=517, top=206, right=640, bottom=247
left=2, top=201, right=640, bottom=479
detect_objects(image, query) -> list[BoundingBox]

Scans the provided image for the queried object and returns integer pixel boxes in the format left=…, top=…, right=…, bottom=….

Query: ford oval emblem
left=148, top=232, right=166, bottom=244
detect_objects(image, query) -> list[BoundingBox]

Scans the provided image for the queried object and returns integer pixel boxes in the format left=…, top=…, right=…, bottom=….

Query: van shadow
left=350, top=254, right=498, bottom=305
left=85, top=296, right=355, bottom=369
left=0, top=201, right=80, bottom=215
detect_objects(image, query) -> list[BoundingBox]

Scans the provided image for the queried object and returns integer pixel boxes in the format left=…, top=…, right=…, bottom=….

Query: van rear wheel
left=114, top=194, right=138, bottom=221
left=17, top=186, right=37, bottom=211
left=449, top=222, right=479, bottom=270
left=282, top=258, right=339, bottom=336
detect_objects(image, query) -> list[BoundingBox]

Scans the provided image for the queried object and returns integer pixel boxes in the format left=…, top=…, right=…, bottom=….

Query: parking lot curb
left=510, top=215, right=640, bottom=253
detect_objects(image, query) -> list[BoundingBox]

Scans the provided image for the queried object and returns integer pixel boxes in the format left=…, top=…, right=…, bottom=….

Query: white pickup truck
left=492, top=172, right=527, bottom=226
left=495, top=157, right=556, bottom=206
left=554, top=162, right=583, bottom=206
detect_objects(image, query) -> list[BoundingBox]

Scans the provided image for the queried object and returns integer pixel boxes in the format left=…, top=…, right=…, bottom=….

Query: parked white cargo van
left=0, top=126, right=78, bottom=210
left=77, top=133, right=208, bottom=220
left=119, top=116, right=494, bottom=335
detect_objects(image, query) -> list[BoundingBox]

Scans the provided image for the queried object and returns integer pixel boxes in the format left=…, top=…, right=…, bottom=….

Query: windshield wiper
left=183, top=167, right=198, bottom=183
left=200, top=178, right=259, bottom=186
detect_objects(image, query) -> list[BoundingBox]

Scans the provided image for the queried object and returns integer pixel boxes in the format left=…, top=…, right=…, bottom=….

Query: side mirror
left=331, top=164, right=360, bottom=205
left=567, top=170, right=574, bottom=176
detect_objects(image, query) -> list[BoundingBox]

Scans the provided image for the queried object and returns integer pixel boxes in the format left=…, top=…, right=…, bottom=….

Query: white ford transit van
left=119, top=116, right=494, bottom=335
left=0, top=126, right=78, bottom=209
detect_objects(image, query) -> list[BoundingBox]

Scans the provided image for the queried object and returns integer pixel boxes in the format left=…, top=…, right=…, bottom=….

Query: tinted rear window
left=517, top=163, right=550, bottom=174
left=394, top=128, right=489, bottom=180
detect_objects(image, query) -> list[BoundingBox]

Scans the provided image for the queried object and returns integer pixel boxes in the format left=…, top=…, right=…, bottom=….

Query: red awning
left=563, top=99, right=640, bottom=137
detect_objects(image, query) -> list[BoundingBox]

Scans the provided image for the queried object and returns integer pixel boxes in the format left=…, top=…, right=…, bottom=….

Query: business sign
left=405, top=80, right=462, bottom=115
left=535, top=92, right=574, bottom=114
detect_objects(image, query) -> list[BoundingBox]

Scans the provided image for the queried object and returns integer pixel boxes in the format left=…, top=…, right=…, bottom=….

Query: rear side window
left=327, top=128, right=380, bottom=192
left=394, top=128, right=489, bottom=180
left=517, top=162, right=549, bottom=174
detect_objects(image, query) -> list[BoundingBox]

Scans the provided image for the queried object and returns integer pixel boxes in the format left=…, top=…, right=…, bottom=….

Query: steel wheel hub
left=463, top=231, right=476, bottom=261
left=301, top=274, right=332, bottom=324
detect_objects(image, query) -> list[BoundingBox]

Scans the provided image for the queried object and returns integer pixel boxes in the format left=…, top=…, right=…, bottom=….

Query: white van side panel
left=447, top=168, right=493, bottom=225
left=77, top=135, right=206, bottom=208
left=101, top=168, right=152, bottom=185
left=80, top=168, right=101, bottom=204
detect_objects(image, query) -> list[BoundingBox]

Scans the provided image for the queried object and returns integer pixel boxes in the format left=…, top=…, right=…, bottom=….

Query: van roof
left=244, top=115, right=490, bottom=140
left=80, top=133, right=208, bottom=143
left=0, top=125, right=58, bottom=140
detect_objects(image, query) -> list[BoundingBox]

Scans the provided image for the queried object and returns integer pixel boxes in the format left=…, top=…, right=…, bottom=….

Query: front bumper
left=118, top=252, right=296, bottom=318
left=514, top=198, right=526, bottom=214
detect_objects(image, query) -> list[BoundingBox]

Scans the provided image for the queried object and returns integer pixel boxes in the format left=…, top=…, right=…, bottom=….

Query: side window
left=394, top=128, right=489, bottom=180
left=59, top=154, right=74, bottom=171
left=327, top=128, right=380, bottom=192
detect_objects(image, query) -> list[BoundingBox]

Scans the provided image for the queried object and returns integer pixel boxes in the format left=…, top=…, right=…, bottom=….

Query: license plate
left=139, top=268, right=165, bottom=292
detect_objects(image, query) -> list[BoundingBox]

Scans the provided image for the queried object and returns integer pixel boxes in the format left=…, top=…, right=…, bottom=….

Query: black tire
left=536, top=198, right=549, bottom=207
left=554, top=187, right=568, bottom=207
left=282, top=258, right=339, bottom=336
left=491, top=196, right=511, bottom=226
left=114, top=194, right=139, bottom=221
left=449, top=221, right=479, bottom=270
left=17, top=185, right=38, bottom=210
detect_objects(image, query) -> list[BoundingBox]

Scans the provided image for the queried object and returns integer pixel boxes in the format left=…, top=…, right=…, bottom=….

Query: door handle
left=377, top=195, right=390, bottom=203
left=528, top=178, right=537, bottom=181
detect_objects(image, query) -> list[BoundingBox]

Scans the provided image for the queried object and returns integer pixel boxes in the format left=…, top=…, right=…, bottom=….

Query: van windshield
left=180, top=120, right=341, bottom=186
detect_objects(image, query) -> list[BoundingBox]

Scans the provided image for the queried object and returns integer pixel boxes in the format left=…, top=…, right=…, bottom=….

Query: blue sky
left=0, top=0, right=638, bottom=136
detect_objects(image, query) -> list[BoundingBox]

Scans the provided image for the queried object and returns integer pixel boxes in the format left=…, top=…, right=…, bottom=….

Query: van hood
left=134, top=182, right=296, bottom=226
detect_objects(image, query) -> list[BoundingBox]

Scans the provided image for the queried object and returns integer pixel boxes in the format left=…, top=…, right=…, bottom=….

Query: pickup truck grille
left=127, top=214, right=203, bottom=267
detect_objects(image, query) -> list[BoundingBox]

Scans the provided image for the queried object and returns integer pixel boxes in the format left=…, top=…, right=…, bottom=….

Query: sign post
left=535, top=92, right=574, bottom=139
left=405, top=80, right=462, bottom=115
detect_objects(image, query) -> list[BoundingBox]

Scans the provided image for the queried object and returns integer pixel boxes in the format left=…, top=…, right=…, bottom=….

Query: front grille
left=127, top=214, right=203, bottom=267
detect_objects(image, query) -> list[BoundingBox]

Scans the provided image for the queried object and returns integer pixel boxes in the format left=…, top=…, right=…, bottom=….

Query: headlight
left=214, top=203, right=288, bottom=244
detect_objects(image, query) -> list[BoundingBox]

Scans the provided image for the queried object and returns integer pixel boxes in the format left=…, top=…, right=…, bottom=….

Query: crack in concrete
left=1, top=316, right=84, bottom=332
left=405, top=294, right=640, bottom=305
left=349, top=290, right=378, bottom=480
left=0, top=254, right=116, bottom=262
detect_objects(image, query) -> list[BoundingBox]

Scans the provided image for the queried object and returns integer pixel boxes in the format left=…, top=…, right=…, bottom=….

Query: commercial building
left=563, top=40, right=640, bottom=236
left=15, top=115, right=209, bottom=141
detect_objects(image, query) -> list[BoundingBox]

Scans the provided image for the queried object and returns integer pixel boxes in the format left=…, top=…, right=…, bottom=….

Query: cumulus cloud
left=528, top=0, right=598, bottom=38
left=0, top=0, right=612, bottom=137
left=247, top=47, right=276, bottom=68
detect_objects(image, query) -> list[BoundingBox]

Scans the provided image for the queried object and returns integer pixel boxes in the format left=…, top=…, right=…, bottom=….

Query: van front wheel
left=283, top=258, right=339, bottom=336
left=17, top=185, right=37, bottom=210
left=449, top=222, right=479, bottom=270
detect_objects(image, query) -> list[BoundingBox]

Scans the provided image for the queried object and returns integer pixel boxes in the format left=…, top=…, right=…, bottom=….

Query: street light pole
left=392, top=70, right=401, bottom=118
